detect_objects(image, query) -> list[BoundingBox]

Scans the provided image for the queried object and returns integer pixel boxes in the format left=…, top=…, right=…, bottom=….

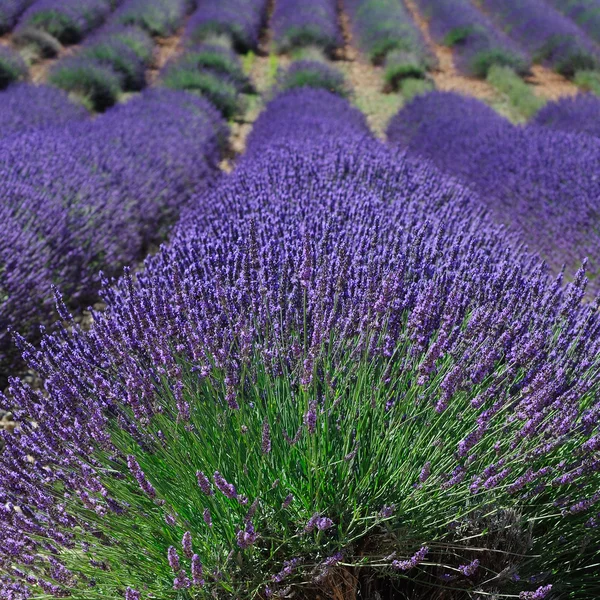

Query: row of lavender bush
left=532, top=93, right=600, bottom=138
left=546, top=0, right=600, bottom=46
left=414, top=0, right=530, bottom=77
left=344, top=0, right=436, bottom=88
left=1, top=86, right=599, bottom=599
left=47, top=0, right=192, bottom=111
left=387, top=90, right=600, bottom=286
left=157, top=0, right=264, bottom=119
left=271, top=0, right=342, bottom=56
left=480, top=0, right=599, bottom=77
left=0, top=0, right=34, bottom=34
left=184, top=0, right=268, bottom=52
left=15, top=0, right=119, bottom=45
left=0, top=88, right=225, bottom=375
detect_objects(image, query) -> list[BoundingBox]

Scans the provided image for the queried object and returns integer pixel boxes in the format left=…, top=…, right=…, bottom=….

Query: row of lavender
left=0, top=88, right=225, bottom=375
left=156, top=0, right=266, bottom=118
left=1, top=85, right=599, bottom=599
left=46, top=0, right=193, bottom=110
left=387, top=90, right=600, bottom=286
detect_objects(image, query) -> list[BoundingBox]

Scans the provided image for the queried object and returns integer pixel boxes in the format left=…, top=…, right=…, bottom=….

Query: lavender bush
left=546, top=0, right=600, bottom=45
left=274, top=59, right=349, bottom=97
left=159, top=44, right=248, bottom=118
left=1, top=89, right=599, bottom=600
left=0, top=83, right=88, bottom=137
left=0, top=89, right=225, bottom=374
left=414, top=0, right=530, bottom=77
left=0, top=45, right=28, bottom=89
left=387, top=90, right=600, bottom=286
left=16, top=0, right=114, bottom=44
left=480, top=0, right=599, bottom=77
left=532, top=93, right=600, bottom=138
left=272, top=0, right=342, bottom=56
left=111, top=0, right=189, bottom=37
left=0, top=0, right=35, bottom=33
left=185, top=0, right=268, bottom=52
left=48, top=55, right=123, bottom=110
left=344, top=0, right=433, bottom=67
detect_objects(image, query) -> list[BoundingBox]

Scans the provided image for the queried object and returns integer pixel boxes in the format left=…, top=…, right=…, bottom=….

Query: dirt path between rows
left=146, top=28, right=186, bottom=85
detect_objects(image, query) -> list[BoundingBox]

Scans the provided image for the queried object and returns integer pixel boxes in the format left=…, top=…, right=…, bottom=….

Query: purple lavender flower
left=182, top=531, right=193, bottom=558
left=458, top=559, right=480, bottom=577
left=173, top=570, right=191, bottom=590
left=262, top=419, right=272, bottom=454
left=213, top=472, right=237, bottom=499
left=125, top=587, right=140, bottom=600
left=419, top=462, right=431, bottom=483
left=392, top=546, right=429, bottom=571
left=167, top=546, right=181, bottom=572
left=203, top=508, right=213, bottom=528
left=236, top=521, right=258, bottom=549
left=379, top=504, right=395, bottom=518
left=191, top=554, right=204, bottom=586
left=303, top=401, right=318, bottom=434
left=520, top=585, right=553, bottom=600
left=196, top=471, right=214, bottom=496
left=127, top=456, right=156, bottom=499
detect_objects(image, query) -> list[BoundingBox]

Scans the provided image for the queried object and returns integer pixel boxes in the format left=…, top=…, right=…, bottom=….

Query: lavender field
left=0, top=1, right=599, bottom=599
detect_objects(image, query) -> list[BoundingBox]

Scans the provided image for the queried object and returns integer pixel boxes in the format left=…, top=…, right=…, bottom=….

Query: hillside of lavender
left=0, top=1, right=599, bottom=599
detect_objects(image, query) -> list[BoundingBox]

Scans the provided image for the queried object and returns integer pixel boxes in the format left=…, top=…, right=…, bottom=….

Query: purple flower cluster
left=387, top=90, right=600, bottom=286
left=17, top=0, right=115, bottom=44
left=532, top=93, right=600, bottom=139
left=1, top=88, right=600, bottom=598
left=0, top=45, right=28, bottom=89
left=271, top=0, right=342, bottom=56
left=344, top=0, right=433, bottom=69
left=546, top=0, right=600, bottom=45
left=414, top=0, right=529, bottom=77
left=480, top=0, right=599, bottom=77
left=0, top=0, right=35, bottom=33
left=0, top=88, right=225, bottom=374
left=185, top=0, right=268, bottom=52
left=0, top=83, right=88, bottom=137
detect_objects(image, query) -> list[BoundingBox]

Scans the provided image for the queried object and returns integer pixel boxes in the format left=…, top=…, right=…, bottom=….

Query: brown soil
left=403, top=0, right=499, bottom=101
left=146, top=29, right=186, bottom=85
left=526, top=65, right=579, bottom=101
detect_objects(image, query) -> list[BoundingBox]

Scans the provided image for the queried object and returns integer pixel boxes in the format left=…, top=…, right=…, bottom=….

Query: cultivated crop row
left=387, top=90, right=600, bottom=285
left=0, top=89, right=225, bottom=373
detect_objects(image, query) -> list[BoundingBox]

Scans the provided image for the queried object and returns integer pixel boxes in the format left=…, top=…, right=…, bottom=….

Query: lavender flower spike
left=213, top=471, right=237, bottom=499
left=392, top=546, right=429, bottom=571
left=127, top=455, right=156, bottom=499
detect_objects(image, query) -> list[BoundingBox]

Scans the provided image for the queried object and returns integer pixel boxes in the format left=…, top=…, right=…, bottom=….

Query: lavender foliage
left=480, top=0, right=599, bottom=77
left=158, top=45, right=246, bottom=118
left=344, top=0, right=433, bottom=69
left=0, top=88, right=225, bottom=374
left=274, top=59, right=349, bottom=97
left=48, top=55, right=123, bottom=111
left=0, top=45, right=28, bottom=89
left=16, top=0, right=114, bottom=44
left=185, top=0, right=268, bottom=52
left=0, top=84, right=87, bottom=138
left=111, top=0, right=189, bottom=37
left=387, top=90, right=600, bottom=285
left=272, top=0, right=342, bottom=56
left=532, top=93, right=600, bottom=138
left=0, top=88, right=599, bottom=598
left=414, top=0, right=529, bottom=77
